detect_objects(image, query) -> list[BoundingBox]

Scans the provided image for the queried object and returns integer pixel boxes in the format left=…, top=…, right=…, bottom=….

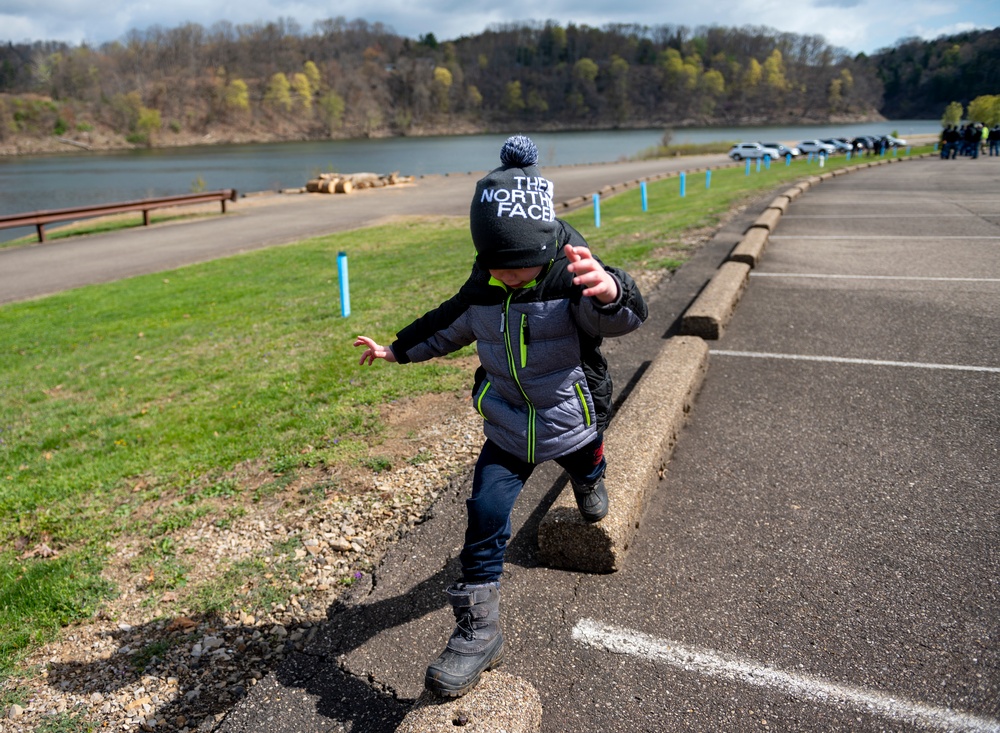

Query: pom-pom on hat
left=470, top=135, right=558, bottom=270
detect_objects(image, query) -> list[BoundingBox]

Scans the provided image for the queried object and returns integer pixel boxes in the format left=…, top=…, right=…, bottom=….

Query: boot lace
left=456, top=605, right=492, bottom=640
left=455, top=611, right=477, bottom=640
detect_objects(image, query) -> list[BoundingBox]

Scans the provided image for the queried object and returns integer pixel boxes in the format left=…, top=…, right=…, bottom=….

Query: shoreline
left=0, top=113, right=916, bottom=159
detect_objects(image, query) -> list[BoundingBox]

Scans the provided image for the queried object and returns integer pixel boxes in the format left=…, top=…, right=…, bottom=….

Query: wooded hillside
left=874, top=29, right=1000, bottom=118
left=0, top=19, right=996, bottom=152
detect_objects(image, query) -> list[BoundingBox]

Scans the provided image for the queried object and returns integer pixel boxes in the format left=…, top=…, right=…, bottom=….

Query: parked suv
left=728, top=142, right=781, bottom=161
left=798, top=139, right=837, bottom=155
left=759, top=141, right=800, bottom=158
left=821, top=138, right=853, bottom=154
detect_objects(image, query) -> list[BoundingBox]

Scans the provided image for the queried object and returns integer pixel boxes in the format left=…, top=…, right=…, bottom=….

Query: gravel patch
left=1, top=398, right=484, bottom=733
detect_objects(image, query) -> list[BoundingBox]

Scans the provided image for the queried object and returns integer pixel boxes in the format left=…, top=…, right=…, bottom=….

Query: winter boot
left=424, top=581, right=504, bottom=697
left=571, top=473, right=608, bottom=523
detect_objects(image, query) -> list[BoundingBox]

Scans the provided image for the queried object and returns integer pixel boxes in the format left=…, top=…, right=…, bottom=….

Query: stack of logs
left=305, top=171, right=414, bottom=194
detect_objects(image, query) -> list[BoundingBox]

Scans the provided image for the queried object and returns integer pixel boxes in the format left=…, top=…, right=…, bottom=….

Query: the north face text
left=479, top=175, right=555, bottom=222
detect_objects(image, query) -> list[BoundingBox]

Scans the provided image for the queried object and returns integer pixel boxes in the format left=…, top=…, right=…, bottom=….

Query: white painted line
left=749, top=273, right=1000, bottom=283
left=710, top=350, right=1000, bottom=374
left=781, top=214, right=984, bottom=219
left=573, top=618, right=1000, bottom=733
left=769, top=235, right=1000, bottom=240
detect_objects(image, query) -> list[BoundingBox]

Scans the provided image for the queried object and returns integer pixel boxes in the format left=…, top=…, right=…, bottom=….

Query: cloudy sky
left=2, top=0, right=997, bottom=55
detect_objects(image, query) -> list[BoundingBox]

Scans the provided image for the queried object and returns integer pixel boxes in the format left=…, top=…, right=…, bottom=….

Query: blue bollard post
left=745, top=159, right=751, bottom=175
left=846, top=150, right=851, bottom=161
left=705, top=169, right=711, bottom=189
left=764, top=155, right=771, bottom=170
left=756, top=158, right=761, bottom=172
left=594, top=193, right=601, bottom=228
left=786, top=153, right=791, bottom=166
left=641, top=181, right=648, bottom=211
left=337, top=251, right=351, bottom=318
left=679, top=172, right=686, bottom=197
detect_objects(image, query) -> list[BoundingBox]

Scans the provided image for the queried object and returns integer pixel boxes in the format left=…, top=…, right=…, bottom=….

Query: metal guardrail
left=0, top=189, right=239, bottom=243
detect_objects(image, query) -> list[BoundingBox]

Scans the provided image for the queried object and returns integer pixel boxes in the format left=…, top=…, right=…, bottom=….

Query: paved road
left=0, top=154, right=726, bottom=304
left=216, top=156, right=1000, bottom=733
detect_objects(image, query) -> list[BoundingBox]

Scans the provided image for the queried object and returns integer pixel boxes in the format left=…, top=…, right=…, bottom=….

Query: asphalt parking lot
left=216, top=155, right=999, bottom=733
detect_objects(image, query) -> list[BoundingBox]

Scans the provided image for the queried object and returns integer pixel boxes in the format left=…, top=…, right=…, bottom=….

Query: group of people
left=940, top=123, right=999, bottom=159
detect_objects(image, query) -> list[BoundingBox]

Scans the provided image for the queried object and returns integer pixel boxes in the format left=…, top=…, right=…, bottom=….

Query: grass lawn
left=0, top=147, right=932, bottom=681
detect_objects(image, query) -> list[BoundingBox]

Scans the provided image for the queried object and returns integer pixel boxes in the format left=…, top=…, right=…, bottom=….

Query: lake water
left=0, top=120, right=940, bottom=242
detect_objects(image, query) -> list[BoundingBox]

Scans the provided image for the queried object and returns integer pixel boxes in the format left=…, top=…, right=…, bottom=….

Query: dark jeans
left=460, top=436, right=606, bottom=583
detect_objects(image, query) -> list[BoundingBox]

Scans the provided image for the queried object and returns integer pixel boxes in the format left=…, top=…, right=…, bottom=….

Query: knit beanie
left=470, top=135, right=558, bottom=270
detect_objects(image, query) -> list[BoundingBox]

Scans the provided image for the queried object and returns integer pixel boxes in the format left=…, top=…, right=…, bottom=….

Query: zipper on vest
left=503, top=293, right=536, bottom=462
left=574, top=382, right=592, bottom=427
left=519, top=314, right=529, bottom=368
left=476, top=381, right=492, bottom=420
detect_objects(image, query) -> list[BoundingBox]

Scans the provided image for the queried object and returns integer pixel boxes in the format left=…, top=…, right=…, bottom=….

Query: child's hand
left=354, top=336, right=397, bottom=365
left=564, top=244, right=619, bottom=304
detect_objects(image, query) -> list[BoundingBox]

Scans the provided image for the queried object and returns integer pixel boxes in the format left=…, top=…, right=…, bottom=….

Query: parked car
left=728, top=142, right=781, bottom=161
left=821, top=138, right=853, bottom=154
left=798, top=139, right=837, bottom=156
left=884, top=134, right=907, bottom=147
left=759, top=141, right=800, bottom=158
left=850, top=136, right=873, bottom=153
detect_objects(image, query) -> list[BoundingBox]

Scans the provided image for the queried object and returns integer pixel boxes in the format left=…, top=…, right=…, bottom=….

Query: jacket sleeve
left=574, top=265, right=647, bottom=337
left=390, top=273, right=479, bottom=364
left=558, top=220, right=648, bottom=338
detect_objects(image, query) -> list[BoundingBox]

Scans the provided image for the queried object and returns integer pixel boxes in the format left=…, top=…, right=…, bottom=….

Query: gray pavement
left=217, top=155, right=1000, bottom=733
left=0, top=154, right=726, bottom=304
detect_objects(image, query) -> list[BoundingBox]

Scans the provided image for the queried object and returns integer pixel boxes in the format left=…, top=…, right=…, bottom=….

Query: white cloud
left=911, top=20, right=983, bottom=40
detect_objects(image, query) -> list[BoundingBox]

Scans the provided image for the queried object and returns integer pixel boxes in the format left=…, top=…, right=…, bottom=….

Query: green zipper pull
left=519, top=314, right=528, bottom=367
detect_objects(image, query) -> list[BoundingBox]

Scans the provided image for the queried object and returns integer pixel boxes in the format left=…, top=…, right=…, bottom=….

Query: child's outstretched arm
left=354, top=336, right=397, bottom=365
left=564, top=244, right=619, bottom=304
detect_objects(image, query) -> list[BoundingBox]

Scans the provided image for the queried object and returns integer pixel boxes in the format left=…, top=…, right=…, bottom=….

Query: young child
left=353, top=135, right=647, bottom=697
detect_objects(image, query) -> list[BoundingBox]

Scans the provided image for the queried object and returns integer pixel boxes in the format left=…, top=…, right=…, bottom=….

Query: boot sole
left=424, top=640, right=505, bottom=698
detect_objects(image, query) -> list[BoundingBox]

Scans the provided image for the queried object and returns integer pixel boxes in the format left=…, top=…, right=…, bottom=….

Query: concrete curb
left=752, top=206, right=783, bottom=232
left=536, top=336, right=710, bottom=573
left=767, top=195, right=791, bottom=213
left=782, top=185, right=805, bottom=201
left=395, top=671, right=542, bottom=732
left=678, top=260, right=752, bottom=339
left=729, top=226, right=770, bottom=268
